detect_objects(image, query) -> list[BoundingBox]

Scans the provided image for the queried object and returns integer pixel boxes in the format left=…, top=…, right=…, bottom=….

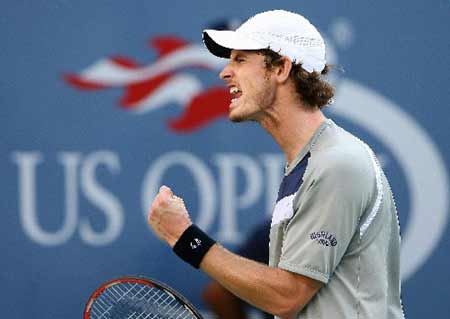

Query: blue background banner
left=2, top=1, right=449, bottom=318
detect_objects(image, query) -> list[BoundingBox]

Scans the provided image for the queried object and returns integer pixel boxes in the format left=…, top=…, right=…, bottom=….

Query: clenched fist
left=148, top=186, right=193, bottom=247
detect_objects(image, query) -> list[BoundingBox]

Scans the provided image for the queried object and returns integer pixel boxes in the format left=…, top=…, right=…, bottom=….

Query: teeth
left=230, top=87, right=240, bottom=94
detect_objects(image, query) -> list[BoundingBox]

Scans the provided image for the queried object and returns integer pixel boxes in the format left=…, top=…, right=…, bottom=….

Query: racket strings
left=89, top=282, right=196, bottom=319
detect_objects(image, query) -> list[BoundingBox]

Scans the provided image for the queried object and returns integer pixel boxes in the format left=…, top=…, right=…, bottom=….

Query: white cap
left=203, top=10, right=326, bottom=73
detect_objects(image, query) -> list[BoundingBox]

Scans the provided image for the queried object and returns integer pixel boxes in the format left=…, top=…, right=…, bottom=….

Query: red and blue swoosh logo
left=64, top=35, right=230, bottom=133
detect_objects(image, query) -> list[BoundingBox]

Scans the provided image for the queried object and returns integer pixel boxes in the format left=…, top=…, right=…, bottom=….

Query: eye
left=232, top=55, right=245, bottom=63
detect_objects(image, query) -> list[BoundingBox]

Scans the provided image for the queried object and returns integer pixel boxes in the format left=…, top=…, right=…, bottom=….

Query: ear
left=274, top=57, right=292, bottom=84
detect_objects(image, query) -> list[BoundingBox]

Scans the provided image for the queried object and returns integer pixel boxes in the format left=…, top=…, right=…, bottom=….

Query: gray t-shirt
left=269, top=119, right=405, bottom=319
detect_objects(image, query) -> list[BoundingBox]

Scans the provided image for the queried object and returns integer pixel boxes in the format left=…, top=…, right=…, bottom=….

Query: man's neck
left=259, top=101, right=326, bottom=165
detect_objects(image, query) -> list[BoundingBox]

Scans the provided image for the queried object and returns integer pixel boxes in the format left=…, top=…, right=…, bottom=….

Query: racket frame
left=84, top=276, right=203, bottom=319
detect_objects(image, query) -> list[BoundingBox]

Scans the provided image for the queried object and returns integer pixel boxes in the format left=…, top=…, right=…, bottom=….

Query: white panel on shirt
left=359, top=144, right=384, bottom=237
left=271, top=193, right=296, bottom=227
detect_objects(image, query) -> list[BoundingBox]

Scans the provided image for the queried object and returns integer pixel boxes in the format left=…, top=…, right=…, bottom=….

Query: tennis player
left=148, top=9, right=405, bottom=319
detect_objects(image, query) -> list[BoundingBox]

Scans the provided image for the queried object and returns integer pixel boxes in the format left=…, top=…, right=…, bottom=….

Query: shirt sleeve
left=277, top=152, right=375, bottom=283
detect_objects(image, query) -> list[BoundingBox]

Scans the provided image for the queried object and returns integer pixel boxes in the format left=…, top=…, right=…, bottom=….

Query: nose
left=219, top=63, right=233, bottom=82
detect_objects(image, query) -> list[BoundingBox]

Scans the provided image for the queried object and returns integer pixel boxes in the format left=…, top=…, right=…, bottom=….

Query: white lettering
left=141, top=151, right=216, bottom=231
left=12, top=152, right=80, bottom=246
left=79, top=151, right=123, bottom=246
left=214, top=154, right=263, bottom=243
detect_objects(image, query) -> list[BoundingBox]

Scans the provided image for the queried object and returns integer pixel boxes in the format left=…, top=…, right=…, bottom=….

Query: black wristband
left=173, top=224, right=216, bottom=268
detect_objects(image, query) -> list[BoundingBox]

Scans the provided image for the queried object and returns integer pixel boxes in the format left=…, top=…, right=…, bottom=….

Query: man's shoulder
left=308, top=123, right=375, bottom=183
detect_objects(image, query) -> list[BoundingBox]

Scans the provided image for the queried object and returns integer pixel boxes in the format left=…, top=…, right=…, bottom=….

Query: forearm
left=147, top=187, right=320, bottom=318
left=202, top=282, right=246, bottom=319
left=200, top=243, right=317, bottom=318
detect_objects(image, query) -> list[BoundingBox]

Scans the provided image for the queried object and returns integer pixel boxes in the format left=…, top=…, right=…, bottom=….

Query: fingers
left=147, top=185, right=192, bottom=247
left=148, top=185, right=186, bottom=218
left=170, top=194, right=184, bottom=203
left=150, top=185, right=181, bottom=213
left=159, top=185, right=173, bottom=197
left=157, top=185, right=174, bottom=207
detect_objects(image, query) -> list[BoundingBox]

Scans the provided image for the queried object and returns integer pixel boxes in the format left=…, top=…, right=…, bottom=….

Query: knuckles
left=147, top=187, right=190, bottom=229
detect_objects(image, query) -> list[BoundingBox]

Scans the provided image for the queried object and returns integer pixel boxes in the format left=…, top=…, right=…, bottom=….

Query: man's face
left=220, top=50, right=276, bottom=123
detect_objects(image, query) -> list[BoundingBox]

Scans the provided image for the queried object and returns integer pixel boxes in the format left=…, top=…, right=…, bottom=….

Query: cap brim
left=202, top=29, right=265, bottom=58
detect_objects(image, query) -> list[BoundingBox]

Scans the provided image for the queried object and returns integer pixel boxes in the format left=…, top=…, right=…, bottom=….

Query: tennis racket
left=84, top=276, right=203, bottom=319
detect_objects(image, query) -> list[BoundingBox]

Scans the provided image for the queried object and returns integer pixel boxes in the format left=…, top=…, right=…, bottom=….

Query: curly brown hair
left=261, top=49, right=334, bottom=109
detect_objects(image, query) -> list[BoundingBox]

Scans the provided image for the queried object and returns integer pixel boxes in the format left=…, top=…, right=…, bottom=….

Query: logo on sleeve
left=310, top=231, right=337, bottom=247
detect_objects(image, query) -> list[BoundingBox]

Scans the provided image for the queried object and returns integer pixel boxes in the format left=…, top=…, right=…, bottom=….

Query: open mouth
left=230, top=86, right=242, bottom=106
